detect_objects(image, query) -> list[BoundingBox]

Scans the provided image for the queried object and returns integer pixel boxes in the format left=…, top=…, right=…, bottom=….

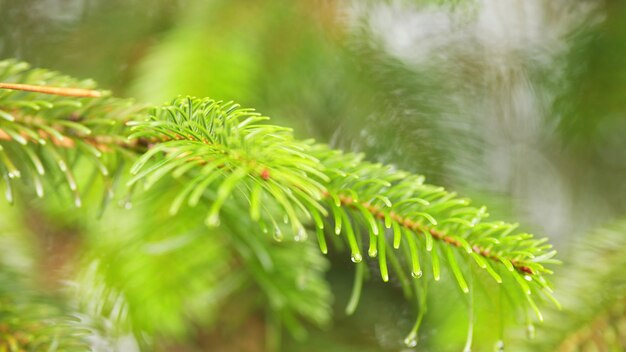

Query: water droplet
left=273, top=227, right=284, bottom=242
left=524, top=275, right=532, bottom=281
left=411, top=270, right=422, bottom=278
left=368, top=248, right=377, bottom=257
left=351, top=253, right=362, bottom=263
left=526, top=324, right=535, bottom=339
left=294, top=227, right=307, bottom=242
left=494, top=340, right=505, bottom=352
left=4, top=188, right=12, bottom=204
left=35, top=181, right=44, bottom=198
left=404, top=333, right=418, bottom=347
left=206, top=214, right=220, bottom=227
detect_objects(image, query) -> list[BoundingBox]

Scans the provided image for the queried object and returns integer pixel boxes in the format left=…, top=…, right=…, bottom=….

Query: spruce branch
left=0, top=210, right=90, bottom=351
left=0, top=59, right=558, bottom=347
left=523, top=220, right=626, bottom=352
left=0, top=270, right=89, bottom=351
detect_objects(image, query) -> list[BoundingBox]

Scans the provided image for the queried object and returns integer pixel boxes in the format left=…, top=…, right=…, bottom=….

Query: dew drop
left=273, top=227, right=284, bottom=242
left=368, top=248, right=377, bottom=258
left=495, top=340, right=505, bottom=352
left=294, top=227, right=307, bottom=242
left=35, top=180, right=44, bottom=198
left=4, top=187, right=12, bottom=204
left=411, top=270, right=422, bottom=278
left=206, top=214, right=220, bottom=227
left=404, top=333, right=418, bottom=348
left=351, top=253, right=362, bottom=263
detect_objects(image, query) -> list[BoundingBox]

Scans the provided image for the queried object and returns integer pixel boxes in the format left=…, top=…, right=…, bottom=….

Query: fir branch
left=523, top=220, right=626, bottom=352
left=0, top=59, right=559, bottom=347
left=0, top=59, right=143, bottom=207
left=0, top=260, right=89, bottom=351
left=314, top=146, right=556, bottom=277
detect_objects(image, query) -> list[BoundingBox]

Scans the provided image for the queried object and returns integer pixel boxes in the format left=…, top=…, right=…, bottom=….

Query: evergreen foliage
left=0, top=59, right=559, bottom=349
left=526, top=220, right=626, bottom=351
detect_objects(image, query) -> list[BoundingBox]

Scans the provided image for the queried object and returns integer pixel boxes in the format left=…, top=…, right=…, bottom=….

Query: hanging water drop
left=273, top=226, right=284, bottom=242
left=494, top=340, right=505, bottom=352
left=294, top=227, right=307, bottom=242
left=35, top=180, right=44, bottom=198
left=411, top=270, right=422, bottom=278
left=58, top=160, right=68, bottom=172
left=351, top=253, right=362, bottom=263
left=4, top=176, right=13, bottom=204
left=368, top=247, right=377, bottom=258
left=68, top=178, right=78, bottom=191
left=206, top=213, right=220, bottom=227
left=403, top=333, right=418, bottom=348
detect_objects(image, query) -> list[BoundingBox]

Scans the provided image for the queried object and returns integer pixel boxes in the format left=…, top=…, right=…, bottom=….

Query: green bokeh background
left=1, top=0, right=625, bottom=351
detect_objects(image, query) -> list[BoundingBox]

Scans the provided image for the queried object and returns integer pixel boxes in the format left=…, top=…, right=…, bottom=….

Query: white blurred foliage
left=349, top=0, right=603, bottom=239
left=30, top=0, right=87, bottom=23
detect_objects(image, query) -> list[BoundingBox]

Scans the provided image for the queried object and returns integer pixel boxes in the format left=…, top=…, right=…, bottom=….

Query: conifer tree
left=1, top=2, right=625, bottom=351
left=0, top=59, right=558, bottom=351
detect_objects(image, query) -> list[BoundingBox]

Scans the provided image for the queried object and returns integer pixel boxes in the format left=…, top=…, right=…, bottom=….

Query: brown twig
left=330, top=192, right=535, bottom=275
left=0, top=83, right=102, bottom=98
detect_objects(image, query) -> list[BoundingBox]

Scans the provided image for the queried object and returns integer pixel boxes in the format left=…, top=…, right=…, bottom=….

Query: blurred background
left=1, top=0, right=625, bottom=351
